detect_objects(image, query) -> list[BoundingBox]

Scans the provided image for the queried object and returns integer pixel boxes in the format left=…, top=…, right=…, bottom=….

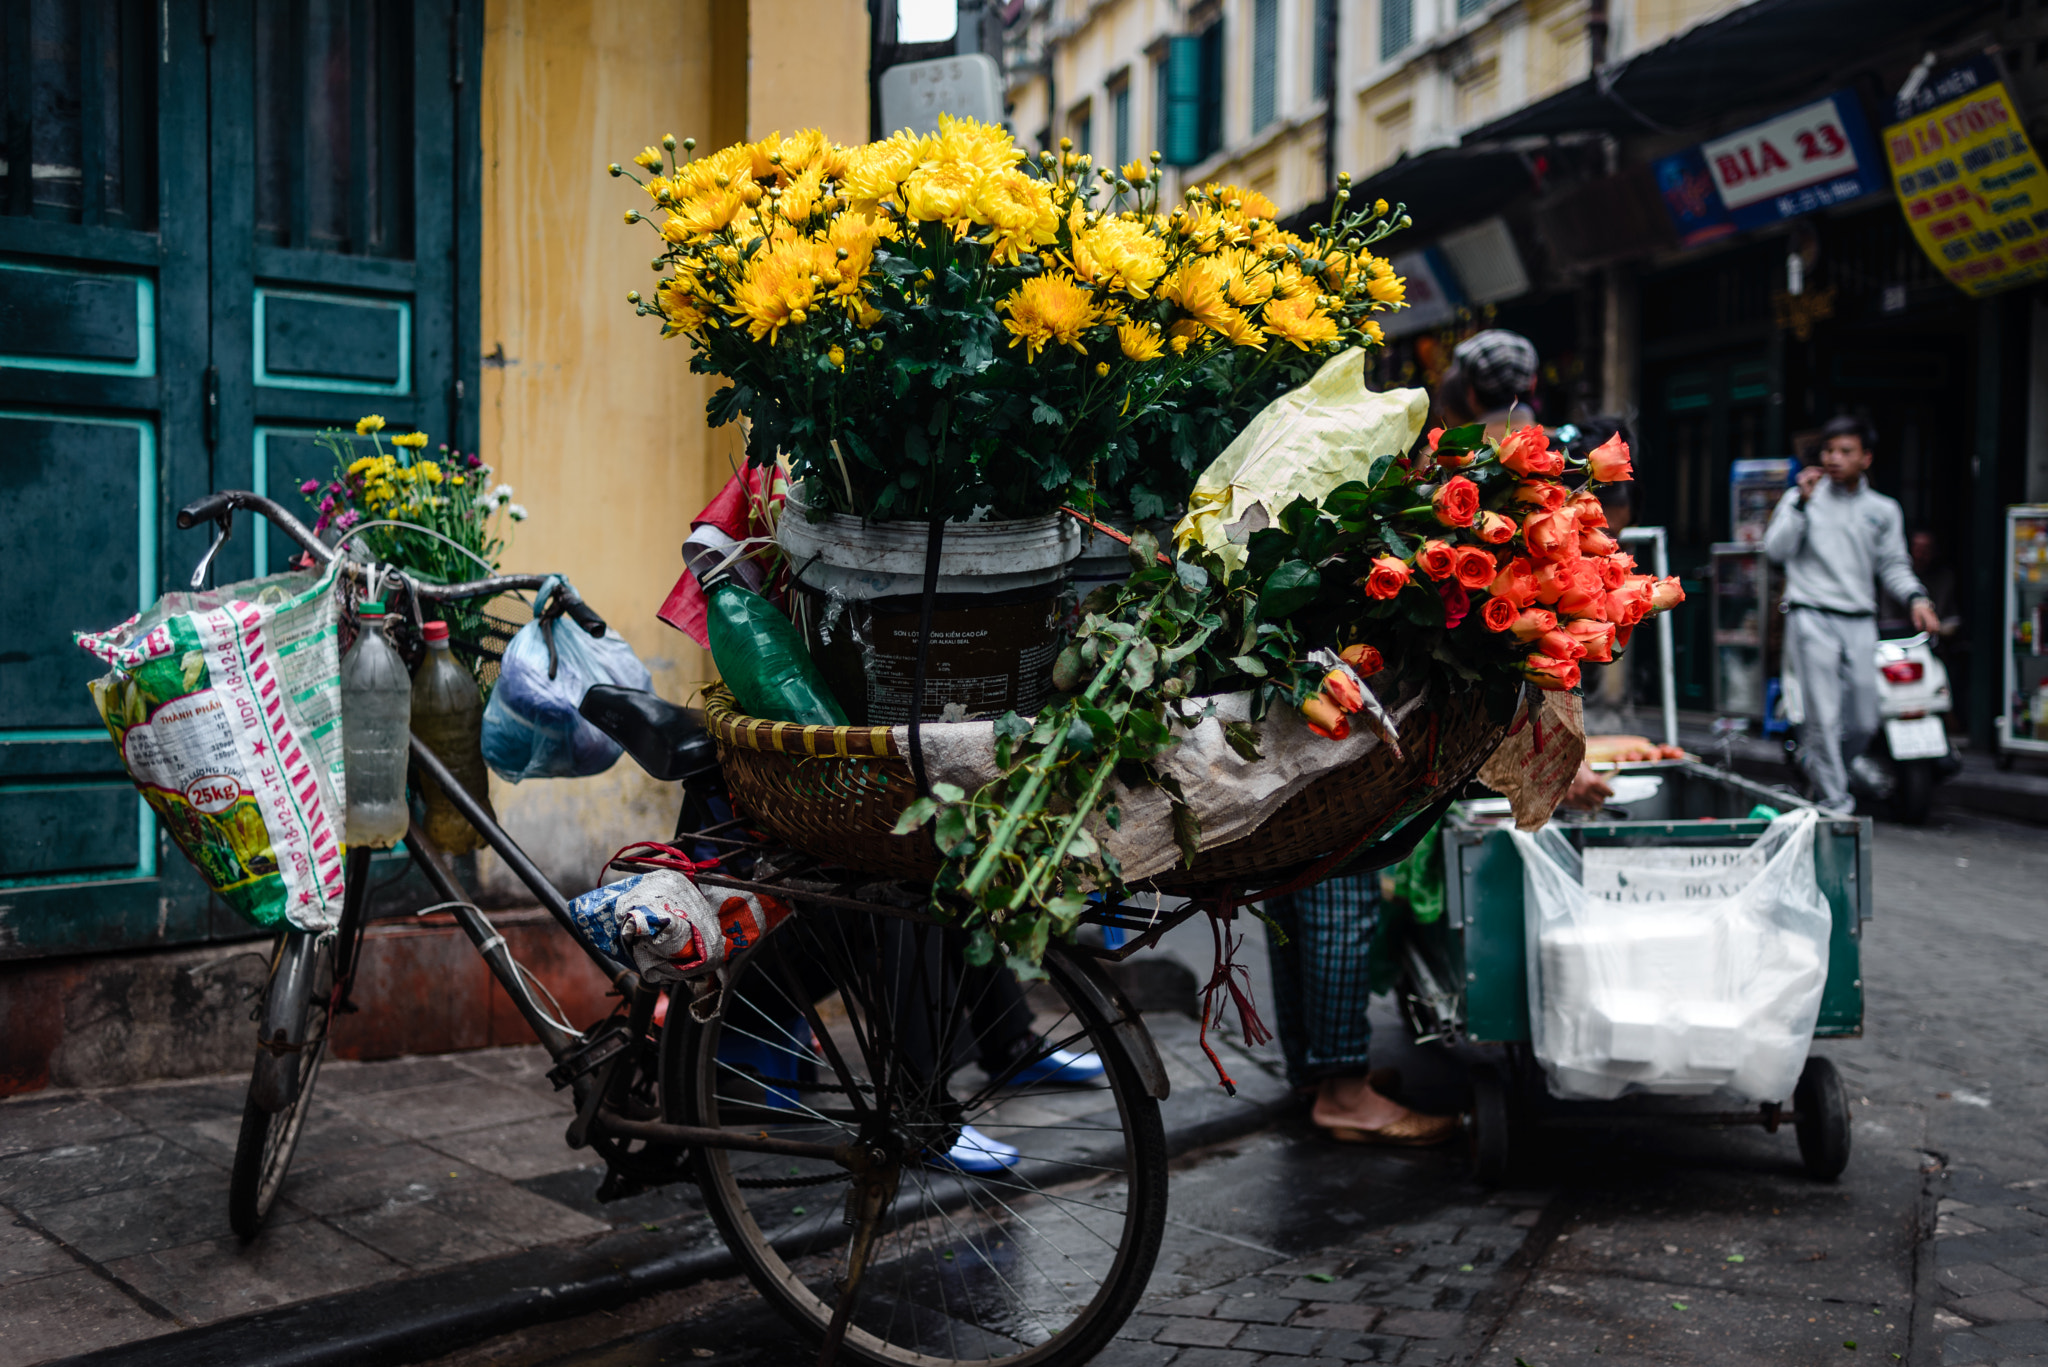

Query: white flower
left=507, top=503, right=529, bottom=522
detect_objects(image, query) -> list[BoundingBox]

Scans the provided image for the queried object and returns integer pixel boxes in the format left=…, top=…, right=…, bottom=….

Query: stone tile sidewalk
left=0, top=1011, right=1285, bottom=1367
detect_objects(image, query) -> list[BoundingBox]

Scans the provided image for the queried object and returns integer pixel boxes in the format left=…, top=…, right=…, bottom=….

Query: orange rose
left=1529, top=559, right=1570, bottom=605
left=1650, top=575, right=1686, bottom=612
left=1509, top=606, right=1557, bottom=641
left=1321, top=667, right=1366, bottom=713
left=1565, top=618, right=1616, bottom=662
left=1614, top=623, right=1635, bottom=653
left=1301, top=693, right=1350, bottom=740
left=1513, top=481, right=1568, bottom=512
left=1452, top=544, right=1499, bottom=590
left=1416, top=538, right=1457, bottom=580
left=1488, top=556, right=1540, bottom=610
left=1426, top=425, right=1444, bottom=452
left=1521, top=652, right=1582, bottom=691
left=1498, top=426, right=1563, bottom=477
left=1475, top=510, right=1517, bottom=544
left=1434, top=449, right=1475, bottom=470
left=1587, top=432, right=1633, bottom=482
left=1362, top=556, right=1411, bottom=600
left=1523, top=508, right=1581, bottom=563
left=1579, top=527, right=1619, bottom=557
left=1557, top=579, right=1607, bottom=620
left=1566, top=489, right=1608, bottom=529
left=1433, top=475, right=1481, bottom=527
left=1595, top=553, right=1632, bottom=590
left=1608, top=575, right=1654, bottom=625
left=1480, top=595, right=1518, bottom=633
left=1339, top=643, right=1384, bottom=676
left=1536, top=628, right=1586, bottom=660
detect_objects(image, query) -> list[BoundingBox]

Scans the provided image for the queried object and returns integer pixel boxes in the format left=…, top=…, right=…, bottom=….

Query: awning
left=1464, top=0, right=2000, bottom=144
left=1285, top=147, right=1539, bottom=240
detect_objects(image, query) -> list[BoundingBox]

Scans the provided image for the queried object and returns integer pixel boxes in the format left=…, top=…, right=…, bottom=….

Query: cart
left=1396, top=760, right=1867, bottom=1183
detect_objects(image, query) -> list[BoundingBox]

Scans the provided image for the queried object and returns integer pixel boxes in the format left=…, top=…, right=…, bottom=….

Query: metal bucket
left=776, top=489, right=1082, bottom=724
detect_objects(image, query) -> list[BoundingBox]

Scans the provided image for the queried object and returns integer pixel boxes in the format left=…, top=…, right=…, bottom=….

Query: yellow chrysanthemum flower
left=725, top=239, right=821, bottom=342
left=923, top=113, right=1022, bottom=176
left=1119, top=159, right=1151, bottom=185
left=1203, top=183, right=1280, bottom=221
left=1220, top=248, right=1275, bottom=309
left=901, top=162, right=982, bottom=222
left=998, top=272, right=1098, bottom=361
left=391, top=431, right=429, bottom=449
left=828, top=344, right=846, bottom=369
left=1262, top=294, right=1339, bottom=351
left=841, top=132, right=920, bottom=208
left=1068, top=216, right=1167, bottom=297
left=355, top=414, right=386, bottom=434
left=971, top=170, right=1059, bottom=263
left=672, top=188, right=746, bottom=239
left=1213, top=306, right=1266, bottom=350
left=634, top=147, right=664, bottom=172
left=1366, top=260, right=1406, bottom=306
left=1117, top=321, right=1164, bottom=362
left=777, top=165, right=827, bottom=222
left=1157, top=258, right=1235, bottom=333
left=1362, top=318, right=1385, bottom=345
left=657, top=280, right=708, bottom=333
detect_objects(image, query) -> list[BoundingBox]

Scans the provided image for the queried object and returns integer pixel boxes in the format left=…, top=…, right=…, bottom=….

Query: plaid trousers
left=1261, top=872, right=1381, bottom=1089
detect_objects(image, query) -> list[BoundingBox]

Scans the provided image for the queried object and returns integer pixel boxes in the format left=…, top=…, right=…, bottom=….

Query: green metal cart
left=1396, top=760, right=1867, bottom=1183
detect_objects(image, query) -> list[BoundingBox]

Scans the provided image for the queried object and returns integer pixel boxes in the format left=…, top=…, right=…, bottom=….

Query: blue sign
left=1654, top=90, right=1886, bottom=244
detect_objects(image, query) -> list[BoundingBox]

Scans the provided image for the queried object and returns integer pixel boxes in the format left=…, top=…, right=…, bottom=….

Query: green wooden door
left=0, top=0, right=477, bottom=960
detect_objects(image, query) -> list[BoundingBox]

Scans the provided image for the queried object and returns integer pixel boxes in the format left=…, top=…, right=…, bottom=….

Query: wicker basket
left=704, top=684, right=1509, bottom=894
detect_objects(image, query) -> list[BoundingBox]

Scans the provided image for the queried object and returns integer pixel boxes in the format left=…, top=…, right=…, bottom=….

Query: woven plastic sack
left=75, top=563, right=348, bottom=932
left=1512, top=807, right=1831, bottom=1103
left=481, top=577, right=653, bottom=782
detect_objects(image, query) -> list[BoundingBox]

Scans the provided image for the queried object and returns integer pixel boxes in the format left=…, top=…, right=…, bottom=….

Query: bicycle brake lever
left=190, top=512, right=234, bottom=590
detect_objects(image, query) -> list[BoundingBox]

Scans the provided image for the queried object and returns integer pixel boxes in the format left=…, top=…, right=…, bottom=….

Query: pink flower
left=1439, top=578, right=1471, bottom=629
left=300, top=478, right=321, bottom=494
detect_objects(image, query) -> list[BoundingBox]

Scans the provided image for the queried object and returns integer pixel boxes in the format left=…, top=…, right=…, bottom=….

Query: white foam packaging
left=1511, top=807, right=1833, bottom=1103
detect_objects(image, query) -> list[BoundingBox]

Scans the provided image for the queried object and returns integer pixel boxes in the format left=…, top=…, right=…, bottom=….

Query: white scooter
left=1777, top=631, right=1957, bottom=824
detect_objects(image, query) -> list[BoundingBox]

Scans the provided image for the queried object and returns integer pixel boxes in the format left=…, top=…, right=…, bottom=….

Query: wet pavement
left=8, top=805, right=2044, bottom=1366
left=416, top=806, right=2047, bottom=1367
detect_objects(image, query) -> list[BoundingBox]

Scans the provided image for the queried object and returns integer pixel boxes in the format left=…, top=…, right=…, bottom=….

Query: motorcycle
left=1777, top=630, right=1960, bottom=824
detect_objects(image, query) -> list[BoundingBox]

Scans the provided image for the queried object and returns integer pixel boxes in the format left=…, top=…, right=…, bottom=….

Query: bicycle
left=180, top=491, right=1192, bottom=1366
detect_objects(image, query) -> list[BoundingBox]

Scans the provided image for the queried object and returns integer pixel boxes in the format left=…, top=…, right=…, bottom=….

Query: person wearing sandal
left=1263, top=879, right=1463, bottom=1146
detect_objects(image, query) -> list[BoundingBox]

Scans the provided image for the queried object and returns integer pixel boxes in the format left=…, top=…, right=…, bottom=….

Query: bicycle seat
left=579, top=685, right=715, bottom=783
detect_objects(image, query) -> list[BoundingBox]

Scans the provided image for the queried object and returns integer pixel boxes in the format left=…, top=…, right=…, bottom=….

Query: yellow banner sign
left=1883, top=57, right=2048, bottom=296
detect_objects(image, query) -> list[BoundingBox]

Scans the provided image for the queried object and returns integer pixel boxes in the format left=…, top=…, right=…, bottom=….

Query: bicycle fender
left=251, top=933, right=322, bottom=1113
left=1057, top=949, right=1170, bottom=1101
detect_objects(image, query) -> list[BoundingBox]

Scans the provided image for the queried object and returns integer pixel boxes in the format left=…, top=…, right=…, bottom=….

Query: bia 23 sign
left=1654, top=92, right=1884, bottom=248
left=1884, top=55, right=2048, bottom=296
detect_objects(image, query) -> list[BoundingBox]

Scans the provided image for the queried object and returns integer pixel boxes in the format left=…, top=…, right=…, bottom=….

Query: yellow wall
left=474, top=0, right=867, bottom=896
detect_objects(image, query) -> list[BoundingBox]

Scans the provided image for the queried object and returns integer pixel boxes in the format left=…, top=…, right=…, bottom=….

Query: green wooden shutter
left=1252, top=0, right=1278, bottom=134
left=1161, top=35, right=1203, bottom=167
left=0, top=0, right=478, bottom=962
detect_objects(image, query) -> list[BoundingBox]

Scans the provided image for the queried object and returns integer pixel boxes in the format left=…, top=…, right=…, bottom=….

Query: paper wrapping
left=1171, top=348, right=1430, bottom=571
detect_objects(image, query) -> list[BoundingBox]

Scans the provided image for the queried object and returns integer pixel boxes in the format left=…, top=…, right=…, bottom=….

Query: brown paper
left=1478, top=690, right=1587, bottom=831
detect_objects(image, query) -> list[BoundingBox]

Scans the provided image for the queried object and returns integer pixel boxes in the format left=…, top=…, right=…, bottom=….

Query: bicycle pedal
left=546, top=1021, right=632, bottom=1090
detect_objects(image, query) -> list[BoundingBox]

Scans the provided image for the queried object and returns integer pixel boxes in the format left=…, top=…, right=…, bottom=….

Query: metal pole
left=1620, top=527, right=1680, bottom=748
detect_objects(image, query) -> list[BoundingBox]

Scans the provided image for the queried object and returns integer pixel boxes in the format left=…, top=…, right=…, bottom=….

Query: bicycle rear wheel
left=228, top=930, right=335, bottom=1239
left=667, top=908, right=1167, bottom=1367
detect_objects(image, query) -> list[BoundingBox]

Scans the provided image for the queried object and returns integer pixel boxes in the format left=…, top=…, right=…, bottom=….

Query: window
left=1071, top=106, right=1092, bottom=159
left=1161, top=26, right=1225, bottom=166
left=1251, top=0, right=1279, bottom=133
left=1112, top=86, right=1132, bottom=170
left=1380, top=0, right=1412, bottom=62
left=1313, top=0, right=1336, bottom=99
left=1457, top=0, right=1488, bottom=17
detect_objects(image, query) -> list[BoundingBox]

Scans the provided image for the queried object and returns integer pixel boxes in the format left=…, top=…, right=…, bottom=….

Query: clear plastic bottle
left=340, top=601, right=412, bottom=848
left=705, top=579, right=849, bottom=725
left=411, top=620, right=495, bottom=854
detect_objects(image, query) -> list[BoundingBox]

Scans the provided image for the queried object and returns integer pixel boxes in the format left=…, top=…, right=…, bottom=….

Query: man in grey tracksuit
left=1763, top=416, right=1941, bottom=810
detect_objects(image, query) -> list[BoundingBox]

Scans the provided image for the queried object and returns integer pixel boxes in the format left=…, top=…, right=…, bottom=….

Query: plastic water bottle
left=340, top=601, right=412, bottom=848
left=704, top=580, right=849, bottom=725
left=411, top=620, right=495, bottom=854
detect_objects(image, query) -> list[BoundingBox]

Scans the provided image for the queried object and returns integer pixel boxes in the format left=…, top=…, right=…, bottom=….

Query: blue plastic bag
left=482, top=577, right=654, bottom=781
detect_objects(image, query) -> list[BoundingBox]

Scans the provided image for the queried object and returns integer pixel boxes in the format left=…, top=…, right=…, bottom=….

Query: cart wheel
left=1469, top=1064, right=1512, bottom=1187
left=1793, top=1056, right=1852, bottom=1180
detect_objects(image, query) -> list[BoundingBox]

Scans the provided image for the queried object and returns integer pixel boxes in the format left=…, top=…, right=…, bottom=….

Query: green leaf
left=1380, top=526, right=1412, bottom=557
left=1228, top=653, right=1269, bottom=678
left=1259, top=561, right=1322, bottom=619
left=1031, top=398, right=1063, bottom=426
left=962, top=928, right=998, bottom=967
left=1438, top=421, right=1485, bottom=451
left=1222, top=721, right=1263, bottom=762
left=930, top=781, right=966, bottom=803
left=1304, top=1272, right=1336, bottom=1284
left=993, top=711, right=1032, bottom=744
left=1170, top=800, right=1201, bottom=868
left=892, top=797, right=939, bottom=834
left=934, top=806, right=970, bottom=853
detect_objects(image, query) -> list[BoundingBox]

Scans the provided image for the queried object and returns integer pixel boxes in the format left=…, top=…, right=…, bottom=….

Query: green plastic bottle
left=705, top=580, right=849, bottom=725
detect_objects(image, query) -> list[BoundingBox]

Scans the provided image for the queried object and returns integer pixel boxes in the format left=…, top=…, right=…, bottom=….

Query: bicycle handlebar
left=175, top=490, right=608, bottom=634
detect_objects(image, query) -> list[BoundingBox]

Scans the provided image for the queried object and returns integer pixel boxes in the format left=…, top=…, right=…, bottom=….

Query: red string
left=604, top=840, right=721, bottom=879
left=1195, top=899, right=1274, bottom=1095
left=1057, top=507, right=1175, bottom=565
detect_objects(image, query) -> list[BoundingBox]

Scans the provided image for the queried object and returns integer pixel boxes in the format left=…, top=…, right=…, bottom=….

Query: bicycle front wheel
left=667, top=908, right=1168, bottom=1367
left=227, top=931, right=335, bottom=1239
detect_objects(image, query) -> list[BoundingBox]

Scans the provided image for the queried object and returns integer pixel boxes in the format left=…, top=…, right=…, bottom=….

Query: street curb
left=52, top=1082, right=1293, bottom=1367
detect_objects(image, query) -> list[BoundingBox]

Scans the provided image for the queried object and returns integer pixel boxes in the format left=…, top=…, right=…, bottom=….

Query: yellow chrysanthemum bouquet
left=614, top=118, right=1409, bottom=522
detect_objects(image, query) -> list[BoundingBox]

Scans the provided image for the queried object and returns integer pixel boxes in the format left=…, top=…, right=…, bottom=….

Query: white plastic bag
left=1512, top=807, right=1832, bottom=1102
left=566, top=869, right=789, bottom=1013
left=75, top=563, right=348, bottom=932
left=482, top=577, right=653, bottom=782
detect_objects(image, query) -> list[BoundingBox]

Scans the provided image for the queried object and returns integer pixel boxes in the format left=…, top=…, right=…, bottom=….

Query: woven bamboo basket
left=703, top=684, right=1510, bottom=894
